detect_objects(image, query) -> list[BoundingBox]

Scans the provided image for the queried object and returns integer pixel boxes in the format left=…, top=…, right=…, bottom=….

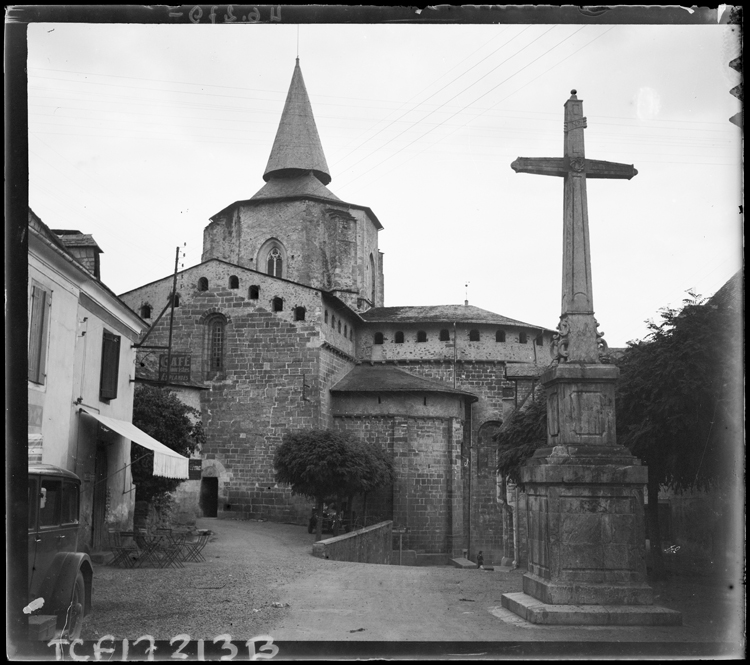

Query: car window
left=28, top=477, right=39, bottom=531
left=39, top=478, right=62, bottom=527
left=61, top=481, right=79, bottom=524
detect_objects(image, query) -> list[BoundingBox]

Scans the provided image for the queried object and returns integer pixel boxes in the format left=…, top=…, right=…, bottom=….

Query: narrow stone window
left=374, top=332, right=384, bottom=345
left=423, top=396, right=427, bottom=406
left=273, top=297, right=283, bottom=312
left=325, top=310, right=329, bottom=324
left=249, top=285, right=259, bottom=299
left=331, top=314, right=336, bottom=328
left=344, top=324, right=348, bottom=337
left=519, top=332, right=528, bottom=344
left=294, top=306, right=306, bottom=321
left=198, top=277, right=209, bottom=292
left=208, top=319, right=225, bottom=371
left=395, top=331, right=404, bottom=344
left=350, top=329, right=354, bottom=341
left=267, top=247, right=283, bottom=277
left=439, top=329, right=450, bottom=341
left=469, top=329, right=480, bottom=342
left=417, top=330, right=427, bottom=343
left=496, top=330, right=506, bottom=343
left=229, top=275, right=239, bottom=289
left=338, top=321, right=342, bottom=334
left=140, top=304, right=152, bottom=319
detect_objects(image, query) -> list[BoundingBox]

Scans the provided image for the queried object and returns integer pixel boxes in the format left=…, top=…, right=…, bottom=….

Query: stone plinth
left=501, top=363, right=681, bottom=625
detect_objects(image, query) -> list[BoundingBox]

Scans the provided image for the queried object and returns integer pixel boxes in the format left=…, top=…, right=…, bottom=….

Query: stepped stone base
left=501, top=592, right=682, bottom=626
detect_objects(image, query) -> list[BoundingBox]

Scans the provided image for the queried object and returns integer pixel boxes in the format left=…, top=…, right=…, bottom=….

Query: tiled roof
left=250, top=172, right=341, bottom=202
left=52, top=230, right=102, bottom=251
left=263, top=59, right=331, bottom=186
left=361, top=304, right=552, bottom=330
left=331, top=364, right=477, bottom=401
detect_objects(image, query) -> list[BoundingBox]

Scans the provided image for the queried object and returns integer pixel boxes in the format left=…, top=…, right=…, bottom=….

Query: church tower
left=202, top=59, right=384, bottom=311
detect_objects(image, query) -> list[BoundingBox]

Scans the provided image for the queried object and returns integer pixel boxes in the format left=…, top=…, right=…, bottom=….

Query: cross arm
left=511, top=157, right=567, bottom=177
left=585, top=159, right=638, bottom=180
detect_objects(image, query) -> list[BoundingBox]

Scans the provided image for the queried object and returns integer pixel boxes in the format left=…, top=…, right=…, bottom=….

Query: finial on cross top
left=569, top=89, right=578, bottom=99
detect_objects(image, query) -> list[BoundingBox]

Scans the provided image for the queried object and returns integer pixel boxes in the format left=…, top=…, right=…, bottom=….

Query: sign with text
left=158, top=353, right=191, bottom=382
left=188, top=459, right=203, bottom=480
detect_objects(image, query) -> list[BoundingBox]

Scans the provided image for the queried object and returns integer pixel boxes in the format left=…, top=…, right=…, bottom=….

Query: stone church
left=120, top=59, right=553, bottom=564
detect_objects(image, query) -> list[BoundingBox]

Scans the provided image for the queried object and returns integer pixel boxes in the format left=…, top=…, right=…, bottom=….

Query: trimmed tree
left=131, top=384, right=205, bottom=505
left=274, top=429, right=368, bottom=541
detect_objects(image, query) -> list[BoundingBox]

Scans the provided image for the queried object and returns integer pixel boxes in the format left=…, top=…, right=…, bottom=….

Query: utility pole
left=165, top=246, right=180, bottom=385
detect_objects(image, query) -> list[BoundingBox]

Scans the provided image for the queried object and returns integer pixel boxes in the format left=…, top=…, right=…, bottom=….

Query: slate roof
left=331, top=364, right=478, bottom=402
left=263, top=59, right=331, bottom=186
left=52, top=229, right=103, bottom=252
left=250, top=172, right=341, bottom=202
left=361, top=304, right=552, bottom=330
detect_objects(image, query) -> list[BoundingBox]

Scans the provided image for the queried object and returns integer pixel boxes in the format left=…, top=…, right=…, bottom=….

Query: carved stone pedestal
left=501, top=364, right=682, bottom=626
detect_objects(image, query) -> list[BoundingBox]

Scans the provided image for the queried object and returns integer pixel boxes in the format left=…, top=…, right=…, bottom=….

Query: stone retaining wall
left=312, top=521, right=393, bottom=564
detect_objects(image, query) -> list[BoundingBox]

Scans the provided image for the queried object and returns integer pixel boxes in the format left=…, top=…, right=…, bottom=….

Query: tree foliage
left=496, top=387, right=547, bottom=483
left=616, top=291, right=738, bottom=493
left=131, top=384, right=205, bottom=503
left=274, top=429, right=394, bottom=538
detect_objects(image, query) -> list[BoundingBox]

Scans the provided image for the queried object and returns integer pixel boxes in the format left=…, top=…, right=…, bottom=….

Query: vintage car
left=28, top=465, right=93, bottom=639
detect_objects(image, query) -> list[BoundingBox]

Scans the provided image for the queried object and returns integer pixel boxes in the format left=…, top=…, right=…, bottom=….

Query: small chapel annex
left=120, top=59, right=554, bottom=563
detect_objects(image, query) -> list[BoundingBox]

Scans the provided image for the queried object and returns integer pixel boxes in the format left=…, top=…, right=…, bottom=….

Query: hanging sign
left=158, top=354, right=191, bottom=382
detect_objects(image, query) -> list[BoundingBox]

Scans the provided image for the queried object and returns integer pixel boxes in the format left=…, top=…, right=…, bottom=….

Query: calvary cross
left=511, top=90, right=637, bottom=364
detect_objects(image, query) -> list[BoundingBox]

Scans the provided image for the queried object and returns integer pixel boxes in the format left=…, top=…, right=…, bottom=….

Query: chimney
left=464, top=300, right=469, bottom=306
left=52, top=230, right=103, bottom=279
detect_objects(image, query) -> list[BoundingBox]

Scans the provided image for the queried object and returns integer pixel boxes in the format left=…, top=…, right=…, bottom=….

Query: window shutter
left=99, top=331, right=121, bottom=400
left=28, top=285, right=50, bottom=384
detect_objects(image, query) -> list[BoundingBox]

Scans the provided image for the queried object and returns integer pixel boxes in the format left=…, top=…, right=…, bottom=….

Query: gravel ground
left=80, top=518, right=331, bottom=641
left=80, top=517, right=744, bottom=655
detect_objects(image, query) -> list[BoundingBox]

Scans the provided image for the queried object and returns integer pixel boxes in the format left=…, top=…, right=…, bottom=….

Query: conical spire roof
left=263, top=59, right=331, bottom=186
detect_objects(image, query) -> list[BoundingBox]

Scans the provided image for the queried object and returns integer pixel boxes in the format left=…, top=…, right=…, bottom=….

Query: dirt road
left=78, top=518, right=742, bottom=656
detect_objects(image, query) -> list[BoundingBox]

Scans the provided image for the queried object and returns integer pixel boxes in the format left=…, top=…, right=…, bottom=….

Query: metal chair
left=132, top=528, right=162, bottom=568
left=182, top=531, right=211, bottom=563
left=107, top=530, right=138, bottom=568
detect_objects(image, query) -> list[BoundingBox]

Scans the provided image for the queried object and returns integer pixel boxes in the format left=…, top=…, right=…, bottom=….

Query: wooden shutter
left=28, top=284, right=50, bottom=384
left=99, top=331, right=121, bottom=400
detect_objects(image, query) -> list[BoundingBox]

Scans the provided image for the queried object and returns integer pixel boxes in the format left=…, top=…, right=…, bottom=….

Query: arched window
left=249, top=285, right=259, bottom=299
left=170, top=293, right=181, bottom=308
left=294, top=306, right=306, bottom=321
left=395, top=331, right=404, bottom=344
left=198, top=277, right=209, bottom=292
left=469, top=329, right=480, bottom=342
left=374, top=332, right=384, bottom=345
left=439, top=329, right=450, bottom=341
left=272, top=297, right=283, bottom=312
left=417, top=330, right=427, bottom=343
left=140, top=304, right=152, bottom=319
left=267, top=248, right=282, bottom=278
left=495, top=330, right=506, bottom=343
left=205, top=315, right=227, bottom=374
left=519, top=332, right=528, bottom=344
left=229, top=275, right=239, bottom=289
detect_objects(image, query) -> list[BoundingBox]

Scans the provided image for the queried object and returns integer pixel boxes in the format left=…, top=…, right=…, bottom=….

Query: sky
left=24, top=9, right=742, bottom=348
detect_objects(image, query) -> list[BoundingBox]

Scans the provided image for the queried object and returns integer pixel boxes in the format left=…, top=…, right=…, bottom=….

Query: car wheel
left=58, top=572, right=86, bottom=640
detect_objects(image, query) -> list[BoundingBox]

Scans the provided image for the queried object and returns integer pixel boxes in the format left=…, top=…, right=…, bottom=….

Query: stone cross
left=511, top=90, right=637, bottom=363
